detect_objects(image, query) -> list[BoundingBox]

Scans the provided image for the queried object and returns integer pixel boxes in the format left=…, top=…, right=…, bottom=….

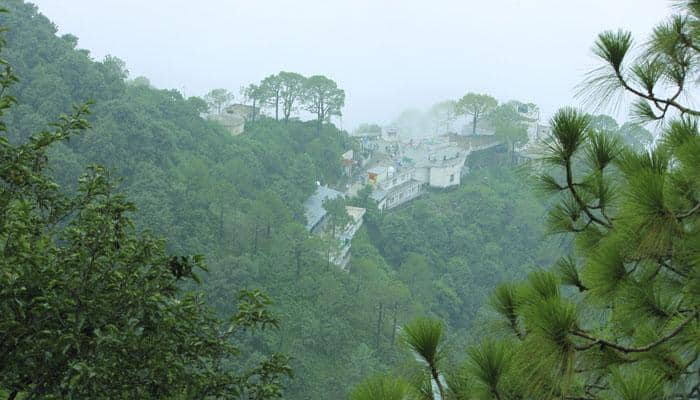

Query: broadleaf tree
left=0, top=14, right=291, bottom=399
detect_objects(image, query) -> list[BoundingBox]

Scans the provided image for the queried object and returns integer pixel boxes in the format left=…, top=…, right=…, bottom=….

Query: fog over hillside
left=4, top=1, right=700, bottom=399
left=32, top=0, right=670, bottom=129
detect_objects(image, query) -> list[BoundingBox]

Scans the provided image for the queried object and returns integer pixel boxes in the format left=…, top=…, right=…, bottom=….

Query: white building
left=209, top=104, right=254, bottom=136
left=303, top=185, right=366, bottom=269
left=330, top=206, right=366, bottom=269
left=403, top=145, right=467, bottom=188
left=367, top=165, right=424, bottom=211
left=304, top=185, right=344, bottom=234
left=370, top=180, right=423, bottom=211
left=380, top=126, right=400, bottom=142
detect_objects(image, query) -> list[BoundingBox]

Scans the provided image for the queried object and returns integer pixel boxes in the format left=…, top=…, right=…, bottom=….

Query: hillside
left=1, top=2, right=563, bottom=398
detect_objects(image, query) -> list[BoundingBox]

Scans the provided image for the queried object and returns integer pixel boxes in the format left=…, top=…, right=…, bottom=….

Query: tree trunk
left=219, top=205, right=225, bottom=244
left=326, top=241, right=331, bottom=270
left=253, top=225, right=259, bottom=253
left=317, top=97, right=324, bottom=135
left=472, top=112, right=477, bottom=135
left=284, top=100, right=291, bottom=123
left=391, top=301, right=398, bottom=346
left=7, top=391, right=18, bottom=400
left=375, top=303, right=384, bottom=349
left=275, top=93, right=279, bottom=121
left=431, top=367, right=446, bottom=400
left=317, top=105, right=323, bottom=135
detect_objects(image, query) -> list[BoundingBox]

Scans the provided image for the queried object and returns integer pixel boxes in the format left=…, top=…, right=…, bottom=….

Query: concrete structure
left=402, top=144, right=467, bottom=188
left=382, top=127, right=400, bottom=142
left=461, top=120, right=496, bottom=136
left=515, top=103, right=542, bottom=144
left=303, top=185, right=366, bottom=269
left=355, top=129, right=507, bottom=211
left=370, top=179, right=423, bottom=211
left=350, top=128, right=382, bottom=139
left=366, top=164, right=424, bottom=210
left=304, top=185, right=344, bottom=234
left=330, top=206, right=366, bottom=269
left=209, top=104, right=254, bottom=136
left=367, top=165, right=412, bottom=188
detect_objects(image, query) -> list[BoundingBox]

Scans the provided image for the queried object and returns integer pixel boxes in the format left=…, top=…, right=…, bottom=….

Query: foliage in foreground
left=0, top=12, right=290, bottom=399
left=356, top=1, right=700, bottom=398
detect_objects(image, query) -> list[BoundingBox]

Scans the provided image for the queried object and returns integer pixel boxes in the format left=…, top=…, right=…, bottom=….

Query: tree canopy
left=0, top=11, right=290, bottom=398
left=204, top=88, right=234, bottom=115
left=354, top=2, right=700, bottom=399
left=455, top=93, right=498, bottom=135
left=303, top=74, right=346, bottom=133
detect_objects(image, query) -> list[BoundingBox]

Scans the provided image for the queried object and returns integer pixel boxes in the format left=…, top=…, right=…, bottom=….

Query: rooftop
left=345, top=206, right=366, bottom=223
left=402, top=144, right=465, bottom=168
left=303, top=185, right=344, bottom=231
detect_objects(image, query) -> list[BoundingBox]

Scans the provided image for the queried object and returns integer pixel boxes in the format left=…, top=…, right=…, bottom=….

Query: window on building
left=450, top=174, right=454, bottom=183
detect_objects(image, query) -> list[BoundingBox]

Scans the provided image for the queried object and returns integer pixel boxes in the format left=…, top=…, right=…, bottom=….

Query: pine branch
left=614, top=68, right=700, bottom=117
left=678, top=202, right=700, bottom=219
left=565, top=159, right=613, bottom=229
left=659, top=260, right=689, bottom=278
left=573, top=308, right=699, bottom=353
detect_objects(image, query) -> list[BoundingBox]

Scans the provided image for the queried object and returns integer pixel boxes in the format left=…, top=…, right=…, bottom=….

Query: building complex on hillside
left=303, top=185, right=365, bottom=270
left=304, top=185, right=344, bottom=234
left=331, top=206, right=366, bottom=269
left=362, top=135, right=472, bottom=211
left=345, top=114, right=538, bottom=213
left=368, top=165, right=424, bottom=211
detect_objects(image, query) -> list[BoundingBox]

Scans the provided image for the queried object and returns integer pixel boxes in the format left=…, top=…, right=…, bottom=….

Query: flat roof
left=303, top=185, right=344, bottom=231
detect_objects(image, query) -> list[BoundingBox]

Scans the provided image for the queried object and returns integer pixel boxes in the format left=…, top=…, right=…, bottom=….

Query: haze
left=32, top=0, right=670, bottom=129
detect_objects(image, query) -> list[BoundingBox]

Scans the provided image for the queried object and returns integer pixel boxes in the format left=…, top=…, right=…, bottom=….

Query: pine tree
left=355, top=2, right=700, bottom=399
left=449, top=2, right=700, bottom=398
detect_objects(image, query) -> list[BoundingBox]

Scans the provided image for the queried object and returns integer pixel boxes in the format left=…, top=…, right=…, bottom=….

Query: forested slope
left=358, top=166, right=562, bottom=348
left=2, top=2, right=565, bottom=397
left=1, top=2, right=407, bottom=397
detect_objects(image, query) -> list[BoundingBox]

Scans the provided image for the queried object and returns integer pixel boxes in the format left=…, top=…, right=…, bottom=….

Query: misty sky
left=32, top=0, right=671, bottom=130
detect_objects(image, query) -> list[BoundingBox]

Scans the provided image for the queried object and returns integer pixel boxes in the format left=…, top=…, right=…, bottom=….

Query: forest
left=2, top=0, right=700, bottom=399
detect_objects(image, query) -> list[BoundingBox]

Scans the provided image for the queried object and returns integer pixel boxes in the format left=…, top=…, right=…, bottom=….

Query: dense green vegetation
left=355, top=2, right=700, bottom=399
left=362, top=167, right=560, bottom=336
left=7, top=0, right=687, bottom=398
left=0, top=9, right=291, bottom=399
left=0, top=2, right=565, bottom=397
left=0, top=2, right=411, bottom=398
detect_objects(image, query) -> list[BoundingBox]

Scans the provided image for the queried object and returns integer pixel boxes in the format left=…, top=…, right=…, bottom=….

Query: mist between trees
left=2, top=1, right=699, bottom=400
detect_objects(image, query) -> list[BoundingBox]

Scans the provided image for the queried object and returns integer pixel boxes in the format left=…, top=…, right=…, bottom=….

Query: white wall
left=429, top=164, right=462, bottom=188
left=413, top=167, right=430, bottom=184
left=380, top=170, right=412, bottom=191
